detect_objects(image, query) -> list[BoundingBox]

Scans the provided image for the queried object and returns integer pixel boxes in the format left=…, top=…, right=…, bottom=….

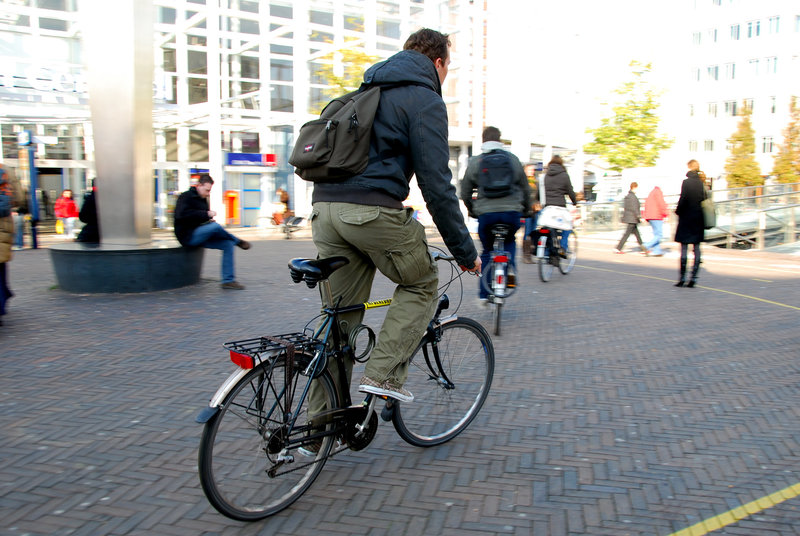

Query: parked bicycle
left=196, top=251, right=495, bottom=521
left=478, top=223, right=517, bottom=336
left=535, top=226, right=577, bottom=282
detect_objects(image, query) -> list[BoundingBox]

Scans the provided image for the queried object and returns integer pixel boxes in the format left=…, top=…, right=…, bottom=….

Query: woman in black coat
left=674, top=160, right=706, bottom=287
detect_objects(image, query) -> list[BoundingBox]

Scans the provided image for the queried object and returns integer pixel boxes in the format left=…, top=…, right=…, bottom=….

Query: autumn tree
left=310, top=30, right=379, bottom=114
left=584, top=61, right=673, bottom=172
left=771, top=96, right=800, bottom=184
left=724, top=106, right=763, bottom=187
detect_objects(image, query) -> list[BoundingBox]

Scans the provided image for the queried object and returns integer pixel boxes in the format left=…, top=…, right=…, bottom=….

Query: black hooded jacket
left=536, top=163, right=577, bottom=207
left=173, top=187, right=210, bottom=246
left=312, top=49, right=477, bottom=267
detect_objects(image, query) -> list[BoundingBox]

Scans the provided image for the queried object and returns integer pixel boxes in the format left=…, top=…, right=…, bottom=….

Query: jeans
left=524, top=213, right=538, bottom=239
left=13, top=214, right=24, bottom=248
left=644, top=219, right=664, bottom=254
left=187, top=222, right=239, bottom=282
left=61, top=217, right=75, bottom=238
left=478, top=211, right=521, bottom=299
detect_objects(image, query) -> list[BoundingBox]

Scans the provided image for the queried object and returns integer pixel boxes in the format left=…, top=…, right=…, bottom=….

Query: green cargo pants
left=308, top=202, right=439, bottom=412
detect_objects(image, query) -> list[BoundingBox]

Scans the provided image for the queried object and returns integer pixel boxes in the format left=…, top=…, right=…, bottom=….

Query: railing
left=577, top=182, right=800, bottom=250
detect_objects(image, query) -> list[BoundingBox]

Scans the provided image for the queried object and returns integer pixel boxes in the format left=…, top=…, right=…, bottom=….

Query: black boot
left=687, top=262, right=700, bottom=288
left=675, top=258, right=687, bottom=287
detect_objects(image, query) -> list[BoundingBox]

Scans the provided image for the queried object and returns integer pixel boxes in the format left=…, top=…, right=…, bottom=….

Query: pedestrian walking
left=674, top=160, right=706, bottom=287
left=643, top=185, right=668, bottom=256
left=614, top=182, right=646, bottom=254
left=54, top=189, right=79, bottom=238
left=0, top=164, right=24, bottom=325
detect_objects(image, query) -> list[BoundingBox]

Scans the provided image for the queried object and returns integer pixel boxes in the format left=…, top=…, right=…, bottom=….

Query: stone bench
left=49, top=240, right=204, bottom=293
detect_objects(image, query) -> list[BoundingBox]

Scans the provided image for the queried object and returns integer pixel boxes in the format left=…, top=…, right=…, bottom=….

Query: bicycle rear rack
left=224, top=332, right=320, bottom=369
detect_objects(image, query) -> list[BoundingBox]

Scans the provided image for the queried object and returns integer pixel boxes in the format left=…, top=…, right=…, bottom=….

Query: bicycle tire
left=492, top=301, right=502, bottom=336
left=559, top=231, right=578, bottom=274
left=392, top=317, right=494, bottom=447
left=198, top=356, right=338, bottom=521
left=538, top=254, right=553, bottom=282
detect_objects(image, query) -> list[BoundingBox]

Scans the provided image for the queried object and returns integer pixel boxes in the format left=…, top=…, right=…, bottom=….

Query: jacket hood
left=546, top=163, right=566, bottom=176
left=480, top=141, right=505, bottom=154
left=363, top=49, right=442, bottom=95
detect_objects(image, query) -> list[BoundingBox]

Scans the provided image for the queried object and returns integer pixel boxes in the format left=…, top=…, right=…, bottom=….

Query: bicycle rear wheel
left=198, top=357, right=338, bottom=521
left=558, top=231, right=578, bottom=274
left=393, top=317, right=494, bottom=447
left=492, top=301, right=502, bottom=336
left=538, top=254, right=554, bottom=282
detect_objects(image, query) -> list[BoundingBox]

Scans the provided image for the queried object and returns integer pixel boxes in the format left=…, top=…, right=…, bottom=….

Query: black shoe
left=674, top=280, right=685, bottom=287
left=237, top=239, right=251, bottom=250
left=687, top=280, right=696, bottom=288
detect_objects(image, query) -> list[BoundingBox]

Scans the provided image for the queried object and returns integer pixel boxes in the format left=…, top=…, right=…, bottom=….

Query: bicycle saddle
left=487, top=223, right=512, bottom=238
left=289, top=257, right=350, bottom=287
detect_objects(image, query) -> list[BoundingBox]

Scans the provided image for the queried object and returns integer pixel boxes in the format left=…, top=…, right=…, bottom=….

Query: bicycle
left=478, top=223, right=518, bottom=336
left=196, top=251, right=495, bottom=521
left=535, top=226, right=577, bottom=282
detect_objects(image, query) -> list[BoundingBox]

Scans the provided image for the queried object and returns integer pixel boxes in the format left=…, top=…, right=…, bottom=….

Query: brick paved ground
left=1, top=227, right=799, bottom=536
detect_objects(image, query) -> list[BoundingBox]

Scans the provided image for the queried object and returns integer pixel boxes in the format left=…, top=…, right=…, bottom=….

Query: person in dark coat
left=674, top=160, right=706, bottom=287
left=534, top=155, right=577, bottom=254
left=614, top=182, right=647, bottom=254
left=76, top=182, right=100, bottom=244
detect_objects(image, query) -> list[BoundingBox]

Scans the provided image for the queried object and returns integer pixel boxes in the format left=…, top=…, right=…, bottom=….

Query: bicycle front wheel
left=559, top=231, right=578, bottom=274
left=198, top=357, right=338, bottom=521
left=393, top=317, right=494, bottom=447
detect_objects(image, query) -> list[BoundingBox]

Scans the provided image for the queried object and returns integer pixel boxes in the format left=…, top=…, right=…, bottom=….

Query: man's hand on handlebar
left=462, top=257, right=481, bottom=275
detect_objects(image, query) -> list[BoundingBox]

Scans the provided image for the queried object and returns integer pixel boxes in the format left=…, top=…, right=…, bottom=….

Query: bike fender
left=195, top=367, right=251, bottom=423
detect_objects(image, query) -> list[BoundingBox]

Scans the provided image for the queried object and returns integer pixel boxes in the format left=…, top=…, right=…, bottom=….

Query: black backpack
left=478, top=150, right=515, bottom=198
left=290, top=82, right=420, bottom=183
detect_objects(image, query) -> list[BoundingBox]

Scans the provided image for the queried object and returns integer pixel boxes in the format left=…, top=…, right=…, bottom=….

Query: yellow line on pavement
left=578, top=265, right=800, bottom=311
left=666, top=482, right=800, bottom=536
left=752, top=278, right=773, bottom=283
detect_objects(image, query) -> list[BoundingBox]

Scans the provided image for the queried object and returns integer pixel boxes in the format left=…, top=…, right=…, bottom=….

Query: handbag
left=536, top=174, right=573, bottom=230
left=701, top=188, right=715, bottom=230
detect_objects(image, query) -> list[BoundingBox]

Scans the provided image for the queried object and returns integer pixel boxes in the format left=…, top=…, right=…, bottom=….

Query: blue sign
left=226, top=153, right=276, bottom=166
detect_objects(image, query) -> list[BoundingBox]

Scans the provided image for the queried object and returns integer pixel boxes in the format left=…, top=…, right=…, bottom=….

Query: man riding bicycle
left=460, top=126, right=532, bottom=303
left=308, top=29, right=480, bottom=410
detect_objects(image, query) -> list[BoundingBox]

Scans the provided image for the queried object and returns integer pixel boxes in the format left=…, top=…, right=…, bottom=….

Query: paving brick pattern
left=1, top=230, right=799, bottom=535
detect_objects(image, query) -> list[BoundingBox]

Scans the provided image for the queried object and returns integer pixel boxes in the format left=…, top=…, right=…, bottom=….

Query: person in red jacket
left=54, top=189, right=79, bottom=238
left=643, top=185, right=668, bottom=256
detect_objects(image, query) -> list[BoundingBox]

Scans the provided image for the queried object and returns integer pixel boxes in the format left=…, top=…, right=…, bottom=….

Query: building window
left=708, top=102, right=718, bottom=117
left=271, top=84, right=293, bottom=112
left=796, top=15, right=800, bottom=32
left=689, top=104, right=694, bottom=117
left=747, top=20, right=761, bottom=38
left=707, top=28, right=717, bottom=42
left=730, top=24, right=740, bottom=40
left=310, top=10, right=333, bottom=25
left=695, top=67, right=701, bottom=81
left=765, top=56, right=777, bottom=74
left=712, top=0, right=721, bottom=5
left=689, top=140, right=698, bottom=152
left=188, top=78, right=207, bottom=104
left=188, top=50, right=207, bottom=75
left=769, top=16, right=780, bottom=33
left=770, top=96, right=777, bottom=113
left=707, top=65, right=719, bottom=80
left=725, top=62, right=735, bottom=79
left=344, top=14, right=365, bottom=32
left=270, top=59, right=292, bottom=81
left=704, top=140, right=714, bottom=151
left=693, top=32, right=701, bottom=45
left=189, top=130, right=209, bottom=161
left=270, top=3, right=292, bottom=19
left=762, top=136, right=774, bottom=153
left=748, top=58, right=759, bottom=75
left=743, top=98, right=753, bottom=112
left=377, top=19, right=401, bottom=39
left=724, top=100, right=738, bottom=116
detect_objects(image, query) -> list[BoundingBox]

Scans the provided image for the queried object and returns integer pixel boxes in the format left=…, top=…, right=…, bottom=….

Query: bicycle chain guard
left=343, top=406, right=378, bottom=451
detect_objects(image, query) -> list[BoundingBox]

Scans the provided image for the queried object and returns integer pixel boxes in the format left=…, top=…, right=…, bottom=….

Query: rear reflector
left=230, top=350, right=255, bottom=369
left=493, top=255, right=508, bottom=263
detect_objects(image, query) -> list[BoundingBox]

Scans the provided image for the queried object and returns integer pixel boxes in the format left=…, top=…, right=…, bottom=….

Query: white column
left=82, top=0, right=154, bottom=245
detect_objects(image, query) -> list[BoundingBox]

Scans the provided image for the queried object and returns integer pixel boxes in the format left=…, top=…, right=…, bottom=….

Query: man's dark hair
left=196, top=173, right=214, bottom=185
left=403, top=28, right=450, bottom=64
left=482, top=126, right=501, bottom=143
